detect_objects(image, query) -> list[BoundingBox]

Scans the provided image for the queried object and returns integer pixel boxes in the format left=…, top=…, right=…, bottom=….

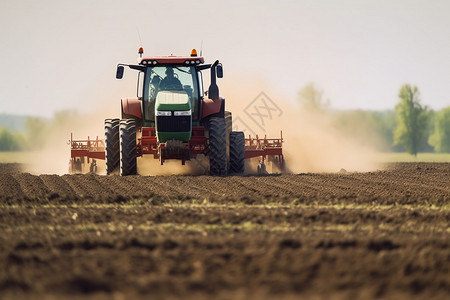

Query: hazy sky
left=1, top=0, right=449, bottom=117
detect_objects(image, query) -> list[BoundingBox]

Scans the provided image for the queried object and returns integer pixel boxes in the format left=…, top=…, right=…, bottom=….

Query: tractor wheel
left=229, top=131, right=245, bottom=175
left=105, top=118, right=120, bottom=175
left=208, top=117, right=227, bottom=176
left=119, top=119, right=137, bottom=176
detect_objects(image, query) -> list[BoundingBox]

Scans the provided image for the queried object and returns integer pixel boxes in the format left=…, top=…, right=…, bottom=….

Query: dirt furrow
left=0, top=174, right=26, bottom=200
left=40, top=174, right=77, bottom=199
left=12, top=173, right=50, bottom=199
left=61, top=174, right=118, bottom=199
left=1, top=162, right=450, bottom=300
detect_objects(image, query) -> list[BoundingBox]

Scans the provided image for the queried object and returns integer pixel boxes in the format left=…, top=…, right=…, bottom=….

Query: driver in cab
left=159, top=67, right=182, bottom=90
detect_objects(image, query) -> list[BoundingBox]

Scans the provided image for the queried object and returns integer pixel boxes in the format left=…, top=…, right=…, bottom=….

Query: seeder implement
left=68, top=131, right=285, bottom=174
left=244, top=131, right=285, bottom=174
left=68, top=133, right=105, bottom=173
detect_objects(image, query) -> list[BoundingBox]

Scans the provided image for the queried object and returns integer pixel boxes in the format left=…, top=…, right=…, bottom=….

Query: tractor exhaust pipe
left=208, top=60, right=223, bottom=100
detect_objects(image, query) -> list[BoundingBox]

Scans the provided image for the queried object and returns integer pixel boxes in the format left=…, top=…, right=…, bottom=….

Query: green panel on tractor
left=155, top=91, right=192, bottom=143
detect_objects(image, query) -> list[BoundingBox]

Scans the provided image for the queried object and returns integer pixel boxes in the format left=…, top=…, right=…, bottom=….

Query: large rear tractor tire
left=229, top=131, right=245, bottom=175
left=208, top=117, right=227, bottom=176
left=105, top=118, right=120, bottom=175
left=119, top=119, right=137, bottom=176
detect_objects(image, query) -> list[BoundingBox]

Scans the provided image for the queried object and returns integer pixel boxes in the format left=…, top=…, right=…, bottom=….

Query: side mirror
left=216, top=64, right=223, bottom=78
left=116, top=65, right=124, bottom=79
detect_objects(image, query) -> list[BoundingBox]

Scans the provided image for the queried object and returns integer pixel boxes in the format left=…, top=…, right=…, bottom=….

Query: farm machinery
left=69, top=48, right=285, bottom=175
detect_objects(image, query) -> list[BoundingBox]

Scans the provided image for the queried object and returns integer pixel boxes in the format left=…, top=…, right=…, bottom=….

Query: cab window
left=143, top=66, right=200, bottom=121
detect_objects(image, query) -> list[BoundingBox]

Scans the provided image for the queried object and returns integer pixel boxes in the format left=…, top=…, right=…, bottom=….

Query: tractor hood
left=155, top=90, right=192, bottom=143
left=155, top=91, right=190, bottom=112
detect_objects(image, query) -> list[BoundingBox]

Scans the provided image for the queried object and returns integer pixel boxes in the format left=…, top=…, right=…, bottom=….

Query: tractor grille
left=156, top=116, right=191, bottom=132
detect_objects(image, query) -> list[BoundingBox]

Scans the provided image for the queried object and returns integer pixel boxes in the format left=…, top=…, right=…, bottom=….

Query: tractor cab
left=116, top=49, right=223, bottom=144
left=143, top=63, right=201, bottom=123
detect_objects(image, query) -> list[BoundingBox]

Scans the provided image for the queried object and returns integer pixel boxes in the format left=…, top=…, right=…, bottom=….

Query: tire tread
left=120, top=119, right=137, bottom=176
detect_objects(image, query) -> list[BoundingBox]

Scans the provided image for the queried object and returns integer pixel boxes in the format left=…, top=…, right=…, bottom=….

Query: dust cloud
left=278, top=110, right=380, bottom=173
left=25, top=73, right=381, bottom=175
left=24, top=107, right=116, bottom=175
left=222, top=76, right=381, bottom=173
left=137, top=155, right=210, bottom=176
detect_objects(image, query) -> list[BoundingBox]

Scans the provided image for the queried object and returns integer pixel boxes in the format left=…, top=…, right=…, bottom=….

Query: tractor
left=69, top=48, right=285, bottom=175
left=105, top=48, right=245, bottom=176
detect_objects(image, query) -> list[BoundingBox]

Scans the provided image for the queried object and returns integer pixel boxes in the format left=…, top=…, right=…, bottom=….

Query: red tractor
left=107, top=48, right=244, bottom=175
left=69, top=48, right=285, bottom=175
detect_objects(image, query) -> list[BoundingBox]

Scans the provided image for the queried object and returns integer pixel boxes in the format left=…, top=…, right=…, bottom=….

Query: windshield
left=143, top=66, right=200, bottom=122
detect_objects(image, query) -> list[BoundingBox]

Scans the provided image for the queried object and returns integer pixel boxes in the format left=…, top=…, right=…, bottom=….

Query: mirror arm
left=196, top=64, right=212, bottom=71
left=128, top=65, right=145, bottom=72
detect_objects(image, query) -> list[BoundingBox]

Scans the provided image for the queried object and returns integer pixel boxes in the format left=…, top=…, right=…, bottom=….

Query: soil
left=0, top=163, right=449, bottom=299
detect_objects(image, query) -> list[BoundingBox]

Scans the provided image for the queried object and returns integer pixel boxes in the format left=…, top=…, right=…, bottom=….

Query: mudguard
left=121, top=98, right=142, bottom=119
left=201, top=97, right=224, bottom=119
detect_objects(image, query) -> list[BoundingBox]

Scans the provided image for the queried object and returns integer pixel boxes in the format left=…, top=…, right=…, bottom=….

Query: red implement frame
left=68, top=129, right=284, bottom=173
left=244, top=131, right=285, bottom=173
left=69, top=133, right=105, bottom=173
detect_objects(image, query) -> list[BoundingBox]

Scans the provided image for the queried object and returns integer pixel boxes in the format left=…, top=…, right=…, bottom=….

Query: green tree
left=331, top=110, right=396, bottom=151
left=393, top=84, right=430, bottom=156
left=298, top=83, right=329, bottom=112
left=0, top=127, right=25, bottom=151
left=429, top=107, right=450, bottom=152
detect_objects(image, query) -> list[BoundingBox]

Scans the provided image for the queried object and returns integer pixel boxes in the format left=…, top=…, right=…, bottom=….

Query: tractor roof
left=139, top=56, right=205, bottom=66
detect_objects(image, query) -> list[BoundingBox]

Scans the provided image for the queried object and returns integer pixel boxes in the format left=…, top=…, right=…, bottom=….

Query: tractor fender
left=201, top=97, right=224, bottom=119
left=121, top=98, right=142, bottom=119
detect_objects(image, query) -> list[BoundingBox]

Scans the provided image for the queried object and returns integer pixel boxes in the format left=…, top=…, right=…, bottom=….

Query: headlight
left=155, top=111, right=172, bottom=116
left=174, top=110, right=191, bottom=116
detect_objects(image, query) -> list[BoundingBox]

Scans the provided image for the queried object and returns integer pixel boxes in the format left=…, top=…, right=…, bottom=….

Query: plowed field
left=1, top=163, right=449, bottom=299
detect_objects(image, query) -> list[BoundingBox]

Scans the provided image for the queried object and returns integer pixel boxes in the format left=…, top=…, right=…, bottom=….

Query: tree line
left=298, top=83, right=450, bottom=155
left=0, top=111, right=73, bottom=151
left=1, top=87, right=449, bottom=154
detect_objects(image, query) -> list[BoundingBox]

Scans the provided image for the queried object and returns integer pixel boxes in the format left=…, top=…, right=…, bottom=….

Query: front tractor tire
left=229, top=131, right=245, bottom=175
left=105, top=118, right=120, bottom=175
left=119, top=119, right=137, bottom=176
left=208, top=117, right=227, bottom=176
